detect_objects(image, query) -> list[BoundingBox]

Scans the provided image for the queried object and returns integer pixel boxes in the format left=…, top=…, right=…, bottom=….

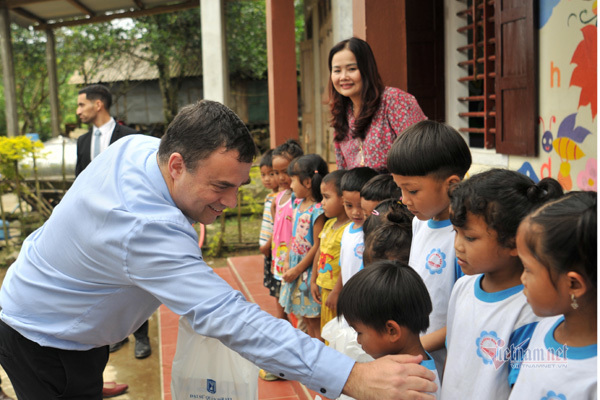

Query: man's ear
left=385, top=320, right=402, bottom=343
left=168, top=153, right=185, bottom=180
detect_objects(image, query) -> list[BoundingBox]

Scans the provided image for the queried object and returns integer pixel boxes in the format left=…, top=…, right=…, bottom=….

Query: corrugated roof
left=8, top=0, right=199, bottom=30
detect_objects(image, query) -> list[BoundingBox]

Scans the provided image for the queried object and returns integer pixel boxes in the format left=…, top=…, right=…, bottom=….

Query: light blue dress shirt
left=0, top=135, right=354, bottom=397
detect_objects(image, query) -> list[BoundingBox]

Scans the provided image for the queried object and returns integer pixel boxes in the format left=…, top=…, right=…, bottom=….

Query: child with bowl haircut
left=386, top=120, right=471, bottom=375
left=337, top=260, right=440, bottom=399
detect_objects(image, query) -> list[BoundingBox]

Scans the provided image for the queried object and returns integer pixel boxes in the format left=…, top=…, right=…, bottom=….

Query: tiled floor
left=160, top=255, right=317, bottom=400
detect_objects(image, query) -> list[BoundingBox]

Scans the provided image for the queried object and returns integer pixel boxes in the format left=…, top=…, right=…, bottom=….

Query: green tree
left=130, top=10, right=202, bottom=125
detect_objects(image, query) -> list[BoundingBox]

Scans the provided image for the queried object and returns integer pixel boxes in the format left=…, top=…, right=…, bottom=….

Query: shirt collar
left=94, top=118, right=116, bottom=137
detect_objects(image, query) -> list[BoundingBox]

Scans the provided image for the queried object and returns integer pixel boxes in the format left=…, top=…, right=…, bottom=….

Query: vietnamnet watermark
left=476, top=331, right=568, bottom=370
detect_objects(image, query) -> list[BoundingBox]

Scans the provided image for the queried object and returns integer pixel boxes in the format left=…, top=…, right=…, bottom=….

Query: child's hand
left=282, top=266, right=301, bottom=283
left=311, top=283, right=322, bottom=304
left=281, top=260, right=290, bottom=274
left=259, top=242, right=270, bottom=257
left=325, top=289, right=339, bottom=313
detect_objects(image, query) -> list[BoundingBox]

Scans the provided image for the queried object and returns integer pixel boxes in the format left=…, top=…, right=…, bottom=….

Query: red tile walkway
left=159, top=255, right=318, bottom=400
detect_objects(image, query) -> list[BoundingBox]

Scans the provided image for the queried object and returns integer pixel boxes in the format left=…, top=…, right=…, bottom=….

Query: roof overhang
left=1, top=0, right=199, bottom=30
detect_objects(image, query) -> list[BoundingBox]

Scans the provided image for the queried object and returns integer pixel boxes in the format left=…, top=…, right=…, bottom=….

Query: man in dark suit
left=75, top=85, right=152, bottom=363
left=75, top=85, right=139, bottom=176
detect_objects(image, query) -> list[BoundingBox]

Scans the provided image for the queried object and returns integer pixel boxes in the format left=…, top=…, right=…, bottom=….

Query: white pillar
left=0, top=6, right=18, bottom=136
left=332, top=0, right=353, bottom=44
left=200, top=0, right=229, bottom=105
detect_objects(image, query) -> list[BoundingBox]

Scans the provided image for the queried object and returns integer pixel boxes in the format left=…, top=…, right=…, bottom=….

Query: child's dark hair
left=362, top=199, right=408, bottom=238
left=522, top=191, right=596, bottom=291
left=363, top=205, right=413, bottom=265
left=337, top=260, right=432, bottom=335
left=450, top=169, right=564, bottom=248
left=259, top=149, right=274, bottom=168
left=360, top=174, right=402, bottom=201
left=322, top=169, right=348, bottom=196
left=387, top=120, right=472, bottom=180
left=288, top=154, right=329, bottom=202
left=340, top=167, right=378, bottom=193
left=272, top=139, right=304, bottom=161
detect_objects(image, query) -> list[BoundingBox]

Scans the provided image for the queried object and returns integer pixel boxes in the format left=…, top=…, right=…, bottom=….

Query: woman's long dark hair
left=328, top=37, right=384, bottom=142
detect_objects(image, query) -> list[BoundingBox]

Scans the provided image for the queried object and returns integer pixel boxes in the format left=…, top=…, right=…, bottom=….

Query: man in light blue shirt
left=0, top=100, right=437, bottom=399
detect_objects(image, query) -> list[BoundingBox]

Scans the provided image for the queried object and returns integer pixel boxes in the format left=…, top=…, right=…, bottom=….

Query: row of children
left=258, top=120, right=597, bottom=399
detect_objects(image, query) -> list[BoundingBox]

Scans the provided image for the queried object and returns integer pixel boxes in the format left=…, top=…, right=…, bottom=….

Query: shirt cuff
left=303, top=345, right=355, bottom=398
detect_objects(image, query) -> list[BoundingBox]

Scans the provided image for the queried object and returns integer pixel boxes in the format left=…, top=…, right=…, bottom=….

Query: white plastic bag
left=171, top=317, right=259, bottom=400
left=322, top=317, right=374, bottom=400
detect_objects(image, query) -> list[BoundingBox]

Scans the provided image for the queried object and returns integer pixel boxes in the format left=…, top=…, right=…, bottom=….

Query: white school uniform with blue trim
left=340, top=223, right=364, bottom=284
left=441, top=274, right=540, bottom=400
left=508, top=315, right=597, bottom=400
left=422, top=351, right=442, bottom=399
left=409, top=218, right=462, bottom=377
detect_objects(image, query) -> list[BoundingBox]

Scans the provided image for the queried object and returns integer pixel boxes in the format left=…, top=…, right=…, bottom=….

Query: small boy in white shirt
left=339, top=167, right=378, bottom=285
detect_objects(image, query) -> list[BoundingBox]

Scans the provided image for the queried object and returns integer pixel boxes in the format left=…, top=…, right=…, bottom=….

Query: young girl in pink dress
left=279, top=154, right=328, bottom=339
left=270, top=140, right=304, bottom=319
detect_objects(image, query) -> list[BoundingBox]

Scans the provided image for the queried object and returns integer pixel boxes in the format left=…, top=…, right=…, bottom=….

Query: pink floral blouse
left=334, top=87, right=427, bottom=172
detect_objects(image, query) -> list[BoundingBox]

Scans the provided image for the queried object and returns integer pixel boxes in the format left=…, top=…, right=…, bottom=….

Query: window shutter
left=456, top=0, right=496, bottom=149
left=495, top=0, right=538, bottom=155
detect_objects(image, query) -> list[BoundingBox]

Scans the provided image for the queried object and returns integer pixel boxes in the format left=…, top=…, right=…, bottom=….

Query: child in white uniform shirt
left=510, top=191, right=597, bottom=399
left=339, top=167, right=378, bottom=284
left=387, top=120, right=472, bottom=376
left=442, top=169, right=563, bottom=400
left=337, top=260, right=441, bottom=399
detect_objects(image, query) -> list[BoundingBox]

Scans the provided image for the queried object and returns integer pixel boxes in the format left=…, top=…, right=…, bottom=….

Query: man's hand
left=342, top=354, right=437, bottom=400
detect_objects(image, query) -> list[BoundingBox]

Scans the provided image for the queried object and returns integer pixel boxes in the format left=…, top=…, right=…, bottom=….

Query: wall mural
left=514, top=0, right=597, bottom=191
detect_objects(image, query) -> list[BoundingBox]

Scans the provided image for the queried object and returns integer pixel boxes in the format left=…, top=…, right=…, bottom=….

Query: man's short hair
left=79, top=84, right=113, bottom=110
left=340, top=167, right=378, bottom=193
left=387, top=120, right=472, bottom=180
left=158, top=100, right=258, bottom=171
left=337, top=260, right=432, bottom=335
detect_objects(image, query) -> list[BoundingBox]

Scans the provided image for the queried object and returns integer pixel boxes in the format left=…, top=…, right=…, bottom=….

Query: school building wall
left=446, top=0, right=597, bottom=189
left=508, top=0, right=596, bottom=191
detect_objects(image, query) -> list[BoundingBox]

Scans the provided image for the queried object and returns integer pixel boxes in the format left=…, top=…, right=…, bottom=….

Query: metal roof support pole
left=45, top=28, right=61, bottom=138
left=0, top=6, right=18, bottom=136
left=200, top=0, right=229, bottom=106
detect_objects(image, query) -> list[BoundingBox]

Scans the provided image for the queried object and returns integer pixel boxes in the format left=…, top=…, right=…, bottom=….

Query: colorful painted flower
left=577, top=158, right=597, bottom=191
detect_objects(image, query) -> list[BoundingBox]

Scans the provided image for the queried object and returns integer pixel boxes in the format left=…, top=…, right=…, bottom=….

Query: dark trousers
left=0, top=319, right=108, bottom=400
left=133, top=319, right=149, bottom=341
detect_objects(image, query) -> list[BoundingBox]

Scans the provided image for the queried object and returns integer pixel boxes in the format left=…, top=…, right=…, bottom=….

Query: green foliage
left=0, top=1, right=305, bottom=137
left=226, top=0, right=268, bottom=80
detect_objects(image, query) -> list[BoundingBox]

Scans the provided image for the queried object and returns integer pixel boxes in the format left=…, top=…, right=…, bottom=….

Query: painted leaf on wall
left=570, top=25, right=597, bottom=119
